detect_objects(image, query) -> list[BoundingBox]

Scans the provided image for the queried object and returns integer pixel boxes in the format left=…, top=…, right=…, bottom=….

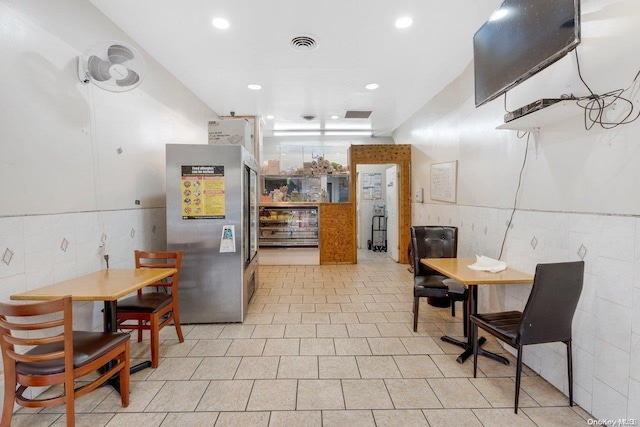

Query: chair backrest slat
left=3, top=333, right=64, bottom=347
left=519, top=261, right=584, bottom=345
left=9, top=349, right=66, bottom=363
left=139, top=262, right=173, bottom=269
left=0, top=296, right=74, bottom=366
left=0, top=317, right=64, bottom=332
left=134, top=250, right=183, bottom=293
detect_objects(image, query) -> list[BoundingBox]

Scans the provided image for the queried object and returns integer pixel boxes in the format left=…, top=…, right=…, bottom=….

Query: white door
left=356, top=171, right=362, bottom=248
left=386, top=165, right=399, bottom=262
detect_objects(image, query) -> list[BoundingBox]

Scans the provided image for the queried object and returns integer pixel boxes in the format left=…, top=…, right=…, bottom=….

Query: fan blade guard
left=108, top=44, right=135, bottom=64
left=116, top=69, right=140, bottom=87
left=79, top=40, right=145, bottom=92
left=87, top=55, right=112, bottom=82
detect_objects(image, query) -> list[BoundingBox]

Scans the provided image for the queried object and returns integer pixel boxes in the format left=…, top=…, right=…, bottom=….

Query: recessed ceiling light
left=331, top=115, right=339, bottom=119
left=212, top=17, right=230, bottom=30
left=365, top=83, right=379, bottom=90
left=247, top=84, right=262, bottom=90
left=395, top=16, right=413, bottom=29
left=266, top=115, right=274, bottom=119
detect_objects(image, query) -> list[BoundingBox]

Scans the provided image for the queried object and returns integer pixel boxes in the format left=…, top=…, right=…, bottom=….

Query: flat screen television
left=473, top=0, right=581, bottom=107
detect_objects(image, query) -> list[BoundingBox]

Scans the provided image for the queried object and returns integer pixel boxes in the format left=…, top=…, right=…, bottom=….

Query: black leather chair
left=471, top=261, right=585, bottom=414
left=410, top=226, right=468, bottom=333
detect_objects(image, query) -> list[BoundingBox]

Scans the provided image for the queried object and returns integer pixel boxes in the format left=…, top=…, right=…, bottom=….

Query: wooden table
left=420, top=258, right=533, bottom=364
left=11, top=268, right=177, bottom=387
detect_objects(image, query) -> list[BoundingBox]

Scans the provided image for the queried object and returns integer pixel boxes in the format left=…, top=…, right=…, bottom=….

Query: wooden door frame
left=349, top=145, right=411, bottom=264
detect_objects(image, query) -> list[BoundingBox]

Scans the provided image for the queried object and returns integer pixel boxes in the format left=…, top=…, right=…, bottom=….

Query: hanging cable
left=498, top=131, right=531, bottom=260
left=573, top=49, right=640, bottom=130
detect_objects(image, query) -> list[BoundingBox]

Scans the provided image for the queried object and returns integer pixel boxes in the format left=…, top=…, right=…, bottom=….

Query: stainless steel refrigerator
left=166, top=144, right=258, bottom=323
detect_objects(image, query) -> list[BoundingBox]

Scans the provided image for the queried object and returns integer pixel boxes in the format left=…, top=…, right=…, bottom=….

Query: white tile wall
left=629, top=379, right=640, bottom=420
left=0, top=207, right=166, bottom=332
left=632, top=334, right=640, bottom=384
left=573, top=309, right=596, bottom=355
left=594, top=338, right=630, bottom=396
left=592, top=378, right=628, bottom=420
left=595, top=257, right=634, bottom=308
left=539, top=344, right=570, bottom=393
left=634, top=289, right=640, bottom=334
left=573, top=345, right=594, bottom=395
left=413, top=201, right=638, bottom=419
left=574, top=382, right=593, bottom=414
left=596, top=297, right=633, bottom=352
left=635, top=219, right=640, bottom=290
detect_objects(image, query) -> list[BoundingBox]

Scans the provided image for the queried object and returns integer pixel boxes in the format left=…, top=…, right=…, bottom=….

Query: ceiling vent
left=344, top=110, right=372, bottom=119
left=290, top=34, right=319, bottom=52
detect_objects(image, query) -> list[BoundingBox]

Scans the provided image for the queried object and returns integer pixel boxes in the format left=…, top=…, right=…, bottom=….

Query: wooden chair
left=116, top=250, right=184, bottom=368
left=0, top=296, right=130, bottom=427
left=471, top=261, right=585, bottom=413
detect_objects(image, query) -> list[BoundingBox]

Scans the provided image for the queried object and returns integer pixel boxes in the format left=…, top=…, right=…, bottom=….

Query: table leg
left=102, top=301, right=152, bottom=394
left=104, top=301, right=117, bottom=333
left=440, top=284, right=510, bottom=365
left=101, top=301, right=122, bottom=393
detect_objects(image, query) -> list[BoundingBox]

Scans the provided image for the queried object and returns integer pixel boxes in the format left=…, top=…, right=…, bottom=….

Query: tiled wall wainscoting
left=412, top=202, right=640, bottom=420
left=0, top=208, right=167, bottom=330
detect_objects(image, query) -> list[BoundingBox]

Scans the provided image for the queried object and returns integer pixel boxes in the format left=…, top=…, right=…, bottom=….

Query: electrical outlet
left=415, top=188, right=424, bottom=203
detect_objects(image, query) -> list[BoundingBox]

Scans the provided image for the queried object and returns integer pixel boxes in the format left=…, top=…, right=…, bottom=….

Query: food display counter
left=259, top=205, right=318, bottom=248
left=259, top=203, right=320, bottom=265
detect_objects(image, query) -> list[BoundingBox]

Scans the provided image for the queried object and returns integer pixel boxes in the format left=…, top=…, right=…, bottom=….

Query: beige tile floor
left=12, top=250, right=592, bottom=426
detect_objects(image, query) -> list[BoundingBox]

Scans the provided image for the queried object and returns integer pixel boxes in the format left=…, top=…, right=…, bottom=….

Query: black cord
left=574, top=49, right=640, bottom=130
left=498, top=131, right=531, bottom=260
left=575, top=49, right=596, bottom=97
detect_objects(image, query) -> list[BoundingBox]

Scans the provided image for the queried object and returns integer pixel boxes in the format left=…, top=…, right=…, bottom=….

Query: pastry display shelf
left=259, top=205, right=319, bottom=248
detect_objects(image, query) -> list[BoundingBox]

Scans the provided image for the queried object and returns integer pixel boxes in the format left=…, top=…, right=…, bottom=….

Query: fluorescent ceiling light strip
left=323, top=131, right=372, bottom=136
left=273, top=131, right=322, bottom=136
left=272, top=130, right=372, bottom=136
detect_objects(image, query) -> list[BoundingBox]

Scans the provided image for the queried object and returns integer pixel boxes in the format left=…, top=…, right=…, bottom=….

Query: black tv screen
left=473, top=0, right=580, bottom=107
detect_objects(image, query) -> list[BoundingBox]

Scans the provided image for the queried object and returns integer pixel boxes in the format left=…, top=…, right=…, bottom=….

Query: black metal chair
left=410, top=226, right=468, bottom=333
left=471, top=261, right=585, bottom=414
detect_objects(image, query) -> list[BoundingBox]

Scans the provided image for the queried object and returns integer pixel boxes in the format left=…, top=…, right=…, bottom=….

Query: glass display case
left=259, top=205, right=319, bottom=247
left=260, top=145, right=350, bottom=203
left=261, top=175, right=348, bottom=203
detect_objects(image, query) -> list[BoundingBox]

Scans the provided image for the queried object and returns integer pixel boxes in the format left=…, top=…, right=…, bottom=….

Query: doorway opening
left=356, top=164, right=400, bottom=262
left=348, top=144, right=411, bottom=265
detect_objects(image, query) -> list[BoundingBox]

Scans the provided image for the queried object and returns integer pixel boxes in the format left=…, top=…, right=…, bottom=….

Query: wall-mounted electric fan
left=78, top=41, right=145, bottom=92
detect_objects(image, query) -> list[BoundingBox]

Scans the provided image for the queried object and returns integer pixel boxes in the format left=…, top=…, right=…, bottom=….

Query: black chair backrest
left=410, top=226, right=458, bottom=277
left=519, top=261, right=585, bottom=345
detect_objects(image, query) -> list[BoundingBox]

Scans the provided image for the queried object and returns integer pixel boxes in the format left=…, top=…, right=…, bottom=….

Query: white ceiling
left=90, top=0, right=502, bottom=136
